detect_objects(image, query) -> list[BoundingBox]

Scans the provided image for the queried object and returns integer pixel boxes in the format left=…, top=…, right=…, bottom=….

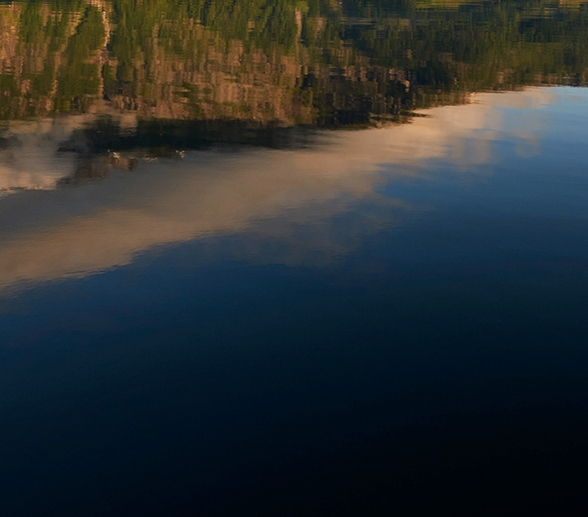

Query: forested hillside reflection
left=1, top=0, right=587, bottom=129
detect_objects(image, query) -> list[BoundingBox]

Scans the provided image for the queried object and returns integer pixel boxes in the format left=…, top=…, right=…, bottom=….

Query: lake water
left=1, top=1, right=588, bottom=515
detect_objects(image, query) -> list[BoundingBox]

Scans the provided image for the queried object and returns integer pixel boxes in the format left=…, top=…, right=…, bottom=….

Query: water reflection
left=0, top=87, right=560, bottom=292
left=1, top=0, right=587, bottom=126
left=0, top=0, right=585, bottom=289
left=2, top=2, right=588, bottom=515
left=1, top=0, right=586, bottom=196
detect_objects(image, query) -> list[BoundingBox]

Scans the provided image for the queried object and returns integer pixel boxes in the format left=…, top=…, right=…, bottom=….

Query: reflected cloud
left=0, top=88, right=558, bottom=293
left=0, top=117, right=84, bottom=192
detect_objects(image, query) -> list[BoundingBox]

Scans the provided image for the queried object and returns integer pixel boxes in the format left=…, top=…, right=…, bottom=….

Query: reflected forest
left=1, top=0, right=588, bottom=130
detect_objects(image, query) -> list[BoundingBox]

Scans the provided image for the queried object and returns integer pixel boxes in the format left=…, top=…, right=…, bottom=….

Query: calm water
left=1, top=1, right=588, bottom=515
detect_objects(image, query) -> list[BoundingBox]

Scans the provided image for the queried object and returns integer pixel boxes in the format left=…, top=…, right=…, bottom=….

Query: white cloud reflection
left=0, top=88, right=556, bottom=292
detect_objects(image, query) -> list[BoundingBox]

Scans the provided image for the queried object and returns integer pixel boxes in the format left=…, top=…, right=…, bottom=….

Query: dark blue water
left=1, top=87, right=588, bottom=515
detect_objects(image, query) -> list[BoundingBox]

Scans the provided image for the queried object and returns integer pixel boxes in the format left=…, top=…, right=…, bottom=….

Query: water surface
left=1, top=1, right=588, bottom=515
